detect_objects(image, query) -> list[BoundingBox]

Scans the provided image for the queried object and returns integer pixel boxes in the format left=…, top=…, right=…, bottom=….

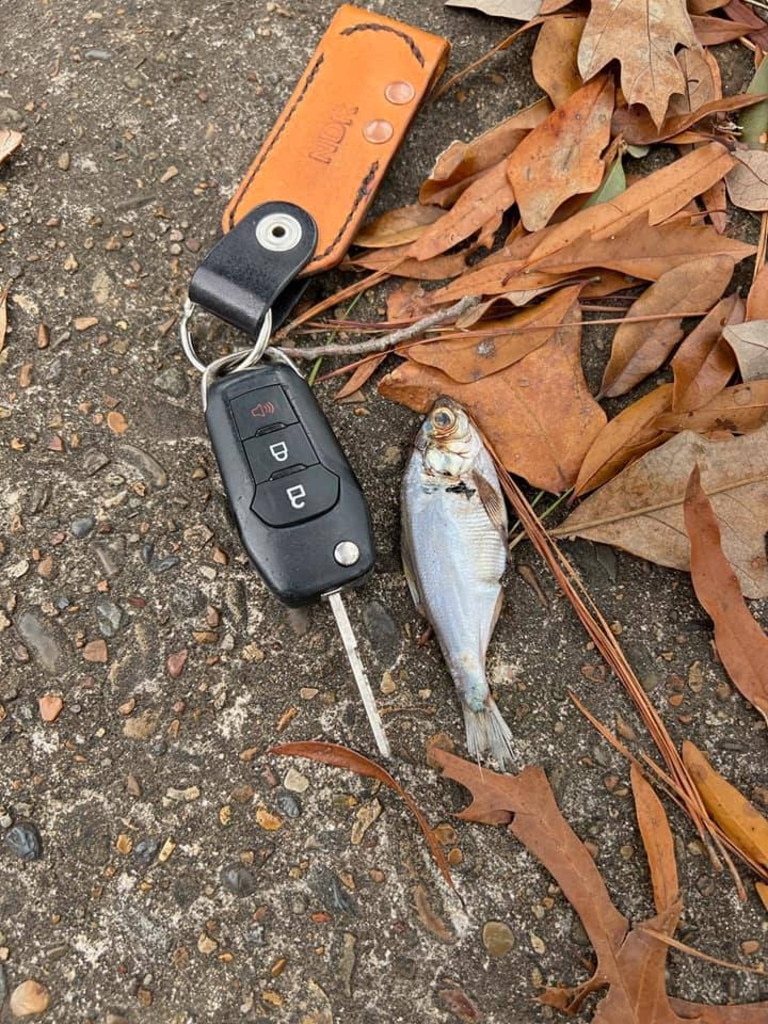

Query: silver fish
left=401, top=397, right=514, bottom=768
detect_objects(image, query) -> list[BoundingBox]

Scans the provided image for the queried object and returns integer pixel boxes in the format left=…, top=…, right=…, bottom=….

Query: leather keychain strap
left=223, top=4, right=450, bottom=276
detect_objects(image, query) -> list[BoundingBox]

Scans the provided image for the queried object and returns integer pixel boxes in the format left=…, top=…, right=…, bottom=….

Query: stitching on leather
left=340, top=23, right=425, bottom=66
left=309, top=161, right=380, bottom=265
left=227, top=53, right=326, bottom=228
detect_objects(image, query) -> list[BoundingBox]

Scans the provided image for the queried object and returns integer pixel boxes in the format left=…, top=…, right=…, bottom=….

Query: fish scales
left=401, top=397, right=515, bottom=769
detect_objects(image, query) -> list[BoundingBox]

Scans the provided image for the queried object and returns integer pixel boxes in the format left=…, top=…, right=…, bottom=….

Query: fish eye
left=432, top=408, right=455, bottom=429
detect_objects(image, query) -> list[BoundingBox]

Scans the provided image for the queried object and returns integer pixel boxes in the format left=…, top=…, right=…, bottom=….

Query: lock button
left=243, top=423, right=318, bottom=483
left=252, top=464, right=339, bottom=526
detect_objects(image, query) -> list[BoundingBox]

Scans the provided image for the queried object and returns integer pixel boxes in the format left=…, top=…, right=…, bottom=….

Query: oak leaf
left=554, top=426, right=768, bottom=598
left=726, top=150, right=768, bottom=212
left=577, top=0, right=698, bottom=128
left=354, top=205, right=444, bottom=248
left=723, top=322, right=768, bottom=382
left=599, top=256, right=735, bottom=398
left=671, top=294, right=743, bottom=413
left=572, top=384, right=673, bottom=498
left=507, top=74, right=614, bottom=231
left=683, top=465, right=768, bottom=723
left=380, top=304, right=606, bottom=492
left=531, top=14, right=586, bottom=108
left=692, top=13, right=754, bottom=43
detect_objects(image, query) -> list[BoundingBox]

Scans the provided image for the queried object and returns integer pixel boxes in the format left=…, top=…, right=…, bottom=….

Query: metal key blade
left=326, top=590, right=392, bottom=759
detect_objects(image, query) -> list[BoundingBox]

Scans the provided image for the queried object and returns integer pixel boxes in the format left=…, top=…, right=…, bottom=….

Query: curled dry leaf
left=445, top=0, right=542, bottom=19
left=657, top=381, right=768, bottom=434
left=683, top=465, right=768, bottom=723
left=354, top=204, right=444, bottom=248
left=334, top=353, right=387, bottom=401
left=723, top=322, right=768, bottom=382
left=418, top=97, right=551, bottom=208
left=612, top=92, right=762, bottom=148
left=572, top=383, right=673, bottom=498
left=746, top=265, right=768, bottom=320
left=671, top=294, right=743, bottom=413
left=692, top=13, right=754, bottom=44
left=600, top=256, right=735, bottom=399
left=346, top=244, right=467, bottom=281
left=726, top=150, right=768, bottom=212
left=506, top=74, right=614, bottom=232
left=531, top=14, right=586, bottom=108
left=577, top=0, right=698, bottom=128
left=269, top=741, right=454, bottom=888
left=381, top=304, right=606, bottom=493
left=682, top=740, right=768, bottom=870
left=554, top=425, right=768, bottom=598
left=404, top=284, right=582, bottom=382
left=630, top=763, right=679, bottom=915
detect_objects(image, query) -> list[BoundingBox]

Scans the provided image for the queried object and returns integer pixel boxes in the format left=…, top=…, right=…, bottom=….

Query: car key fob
left=204, top=361, right=375, bottom=607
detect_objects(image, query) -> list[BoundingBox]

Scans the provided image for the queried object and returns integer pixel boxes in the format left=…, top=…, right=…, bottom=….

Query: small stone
left=73, top=316, right=98, bottom=331
left=242, top=643, right=264, bottom=662
left=741, top=939, right=761, bottom=955
left=123, top=709, right=160, bottom=740
left=126, top=774, right=142, bottom=798
left=118, top=444, right=168, bottom=489
left=133, top=837, right=161, bottom=865
left=106, top=411, right=128, bottom=434
left=167, top=650, right=188, bottom=678
left=6, top=822, right=42, bottom=861
left=39, top=694, right=63, bottom=722
left=283, top=768, right=309, bottom=793
left=351, top=799, right=382, bottom=845
left=482, top=921, right=514, bottom=958
left=15, top=610, right=65, bottom=674
left=115, top=833, right=133, bottom=854
left=363, top=601, right=400, bottom=667
left=221, top=864, right=258, bottom=896
left=95, top=598, right=123, bottom=638
left=57, top=151, right=70, bottom=170
left=84, top=638, right=108, bottom=663
left=380, top=671, right=396, bottom=695
left=153, top=366, right=189, bottom=398
left=158, top=837, right=176, bottom=863
left=256, top=805, right=283, bottom=831
left=10, top=979, right=50, bottom=1017
left=198, top=933, right=218, bottom=955
left=160, top=165, right=179, bottom=183
left=529, top=932, right=546, bottom=955
left=275, top=791, right=302, bottom=819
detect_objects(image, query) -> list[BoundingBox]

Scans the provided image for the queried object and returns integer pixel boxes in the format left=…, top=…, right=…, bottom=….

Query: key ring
left=199, top=336, right=304, bottom=412
left=180, top=299, right=273, bottom=375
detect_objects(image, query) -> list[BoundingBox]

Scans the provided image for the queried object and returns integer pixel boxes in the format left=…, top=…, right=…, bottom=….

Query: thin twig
left=639, top=928, right=767, bottom=975
left=279, top=296, right=479, bottom=360
left=432, top=19, right=542, bottom=101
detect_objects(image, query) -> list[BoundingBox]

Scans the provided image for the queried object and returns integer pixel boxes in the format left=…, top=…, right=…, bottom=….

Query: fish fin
left=401, top=533, right=426, bottom=616
left=471, top=470, right=507, bottom=542
left=462, top=697, right=515, bottom=771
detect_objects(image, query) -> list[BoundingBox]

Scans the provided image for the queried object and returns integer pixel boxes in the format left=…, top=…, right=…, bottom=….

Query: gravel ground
left=1, top=2, right=767, bottom=1022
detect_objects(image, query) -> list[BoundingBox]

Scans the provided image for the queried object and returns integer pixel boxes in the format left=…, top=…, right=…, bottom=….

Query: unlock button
left=243, top=424, right=318, bottom=483
left=252, top=465, right=340, bottom=526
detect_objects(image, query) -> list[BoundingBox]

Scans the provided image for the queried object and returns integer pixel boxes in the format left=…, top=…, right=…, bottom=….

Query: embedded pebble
left=71, top=515, right=96, bottom=538
left=15, top=610, right=66, bottom=674
left=6, top=822, right=43, bottom=862
left=93, top=541, right=124, bottom=577
left=95, top=598, right=123, bottom=638
left=9, top=978, right=50, bottom=1017
left=153, top=366, right=189, bottom=398
left=151, top=555, right=180, bottom=574
left=221, top=864, right=258, bottom=896
left=275, top=791, right=302, bottom=819
left=82, top=450, right=110, bottom=476
left=283, top=768, right=309, bottom=793
left=118, top=444, right=168, bottom=489
left=134, top=838, right=162, bottom=865
left=482, top=920, right=514, bottom=958
left=363, top=601, right=400, bottom=667
left=39, top=694, right=63, bottom=722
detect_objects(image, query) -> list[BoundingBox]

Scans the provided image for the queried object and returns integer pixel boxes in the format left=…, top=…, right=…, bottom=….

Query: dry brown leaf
left=507, top=74, right=614, bottom=232
left=410, top=161, right=513, bottom=262
left=404, top=285, right=582, bottom=382
left=746, top=265, right=768, bottom=320
left=554, top=425, right=768, bottom=598
left=346, top=245, right=467, bottom=281
left=656, top=381, right=768, bottom=434
left=354, top=205, right=445, bottom=248
left=270, top=741, right=454, bottom=888
left=418, top=98, right=551, bottom=208
left=671, top=999, right=768, bottom=1022
left=573, top=384, right=673, bottom=498
left=578, top=0, right=698, bottom=128
left=692, top=13, right=754, bottom=43
left=531, top=15, right=586, bottom=107
left=386, top=281, right=432, bottom=322
left=534, top=218, right=754, bottom=283
left=612, top=92, right=762, bottom=147
left=0, top=282, right=9, bottom=354
left=683, top=465, right=768, bottom=723
left=334, top=353, right=388, bottom=401
left=0, top=129, right=22, bottom=165
left=724, top=0, right=768, bottom=48
left=381, top=304, right=606, bottom=492
left=726, top=150, right=768, bottom=212
left=631, top=763, right=679, bottom=915
left=723, top=322, right=768, bottom=382
left=700, top=178, right=728, bottom=234
left=671, top=294, right=743, bottom=412
left=600, top=256, right=735, bottom=398
left=683, top=740, right=768, bottom=868
left=670, top=47, right=722, bottom=113
left=445, top=0, right=542, bottom=18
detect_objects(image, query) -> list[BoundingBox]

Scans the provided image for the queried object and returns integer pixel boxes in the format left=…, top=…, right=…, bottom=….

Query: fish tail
left=462, top=697, right=515, bottom=771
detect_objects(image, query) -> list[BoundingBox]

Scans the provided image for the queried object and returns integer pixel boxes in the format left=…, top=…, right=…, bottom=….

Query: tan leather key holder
left=184, top=5, right=449, bottom=343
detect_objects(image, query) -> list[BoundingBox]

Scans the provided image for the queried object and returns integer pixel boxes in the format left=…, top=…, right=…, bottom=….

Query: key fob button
left=229, top=385, right=297, bottom=440
left=243, top=423, right=318, bottom=483
left=252, top=465, right=339, bottom=526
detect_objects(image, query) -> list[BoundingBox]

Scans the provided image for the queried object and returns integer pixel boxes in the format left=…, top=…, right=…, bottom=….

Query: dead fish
left=401, top=397, right=514, bottom=769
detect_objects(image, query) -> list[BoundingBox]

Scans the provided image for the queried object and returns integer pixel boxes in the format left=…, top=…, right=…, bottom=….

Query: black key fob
left=204, top=361, right=375, bottom=607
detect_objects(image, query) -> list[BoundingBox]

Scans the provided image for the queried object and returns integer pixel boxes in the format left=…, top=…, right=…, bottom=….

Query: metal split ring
left=180, top=299, right=274, bottom=375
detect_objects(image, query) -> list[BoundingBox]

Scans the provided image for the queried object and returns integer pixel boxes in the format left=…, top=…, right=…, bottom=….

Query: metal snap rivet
left=385, top=81, right=415, bottom=105
left=334, top=541, right=360, bottom=566
left=255, top=212, right=303, bottom=252
left=363, top=119, right=394, bottom=144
